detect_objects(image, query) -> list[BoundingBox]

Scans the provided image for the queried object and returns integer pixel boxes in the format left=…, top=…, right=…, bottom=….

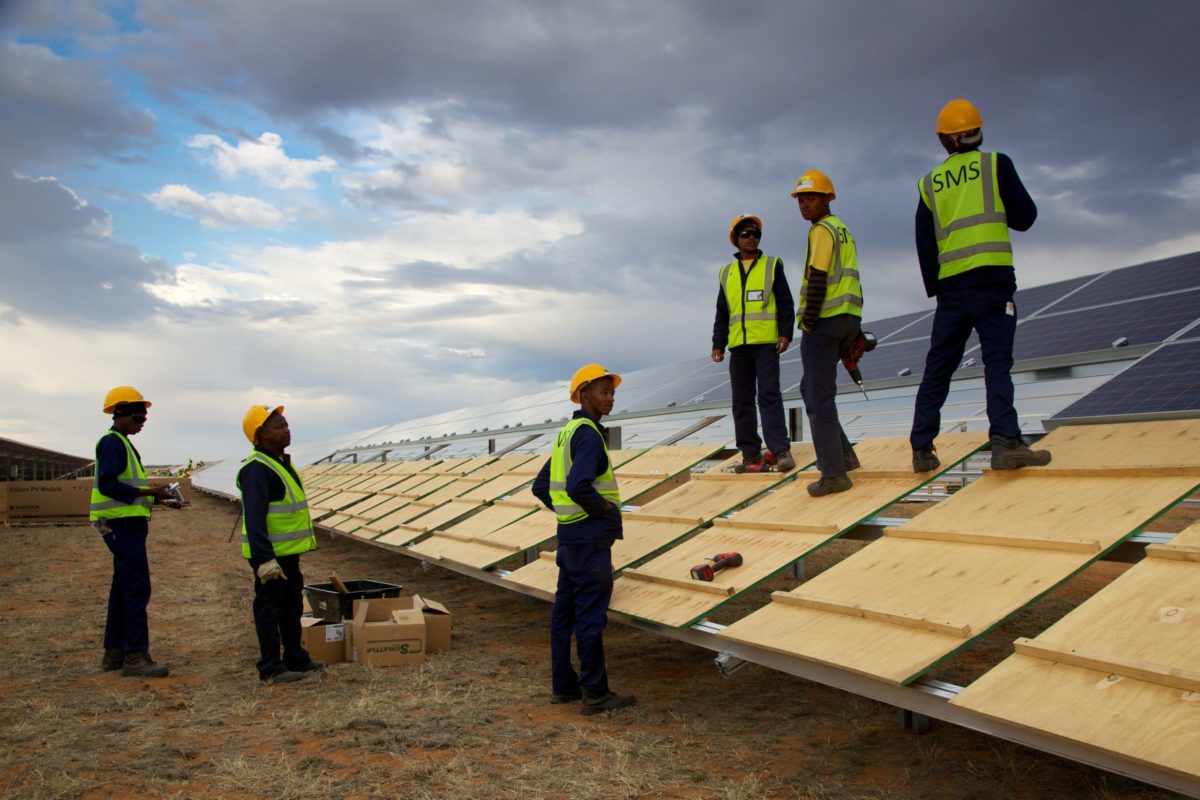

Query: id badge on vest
left=746, top=290, right=764, bottom=302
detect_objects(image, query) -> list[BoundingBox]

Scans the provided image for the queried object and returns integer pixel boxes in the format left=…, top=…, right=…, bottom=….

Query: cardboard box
left=300, top=617, right=348, bottom=664
left=5, top=478, right=91, bottom=521
left=411, top=594, right=452, bottom=653
left=350, top=597, right=425, bottom=666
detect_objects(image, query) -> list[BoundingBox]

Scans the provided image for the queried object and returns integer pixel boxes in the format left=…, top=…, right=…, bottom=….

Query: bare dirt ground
left=0, top=493, right=1193, bottom=800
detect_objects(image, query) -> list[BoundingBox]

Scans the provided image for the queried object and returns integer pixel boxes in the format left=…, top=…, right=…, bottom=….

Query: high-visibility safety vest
left=719, top=254, right=780, bottom=347
left=90, top=430, right=153, bottom=521
left=237, top=451, right=317, bottom=559
left=919, top=150, right=1012, bottom=281
left=800, top=214, right=863, bottom=319
left=548, top=417, right=621, bottom=525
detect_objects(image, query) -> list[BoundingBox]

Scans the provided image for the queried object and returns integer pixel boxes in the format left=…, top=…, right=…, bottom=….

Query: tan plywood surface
left=717, top=421, right=1200, bottom=685
left=616, top=444, right=724, bottom=478
left=404, top=506, right=559, bottom=567
left=401, top=498, right=484, bottom=534
left=462, top=452, right=541, bottom=482
left=1029, top=420, right=1200, bottom=471
left=457, top=471, right=537, bottom=502
left=951, top=521, right=1200, bottom=780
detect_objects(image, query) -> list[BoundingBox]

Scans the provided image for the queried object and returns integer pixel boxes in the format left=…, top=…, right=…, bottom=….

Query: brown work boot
left=912, top=448, right=940, bottom=473
left=265, top=670, right=308, bottom=685
left=774, top=450, right=796, bottom=471
left=581, top=690, right=637, bottom=716
left=843, top=444, right=860, bottom=472
left=101, top=648, right=124, bottom=672
left=551, top=690, right=582, bottom=704
left=121, top=651, right=169, bottom=678
left=807, top=475, right=853, bottom=497
left=990, top=436, right=1052, bottom=470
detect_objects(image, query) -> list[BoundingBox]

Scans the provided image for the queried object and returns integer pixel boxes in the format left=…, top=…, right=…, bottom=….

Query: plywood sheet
left=718, top=422, right=1200, bottom=685
left=401, top=498, right=485, bottom=534
left=616, top=444, right=724, bottom=478
left=402, top=506, right=558, bottom=566
left=951, top=521, right=1200, bottom=780
left=1031, top=420, right=1200, bottom=471
left=457, top=471, right=537, bottom=502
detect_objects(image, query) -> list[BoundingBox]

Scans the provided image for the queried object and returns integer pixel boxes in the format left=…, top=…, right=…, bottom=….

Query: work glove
left=256, top=559, right=284, bottom=582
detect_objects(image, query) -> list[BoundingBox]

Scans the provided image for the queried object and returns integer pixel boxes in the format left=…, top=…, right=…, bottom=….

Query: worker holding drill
left=910, top=98, right=1051, bottom=472
left=791, top=170, right=863, bottom=497
left=711, top=214, right=797, bottom=473
left=237, top=405, right=323, bottom=684
left=92, top=386, right=179, bottom=678
left=532, top=364, right=636, bottom=716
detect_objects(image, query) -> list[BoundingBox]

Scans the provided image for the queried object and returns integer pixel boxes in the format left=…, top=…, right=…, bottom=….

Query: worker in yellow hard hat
left=91, top=386, right=179, bottom=678
left=711, top=214, right=797, bottom=473
left=531, top=364, right=636, bottom=715
left=910, top=98, right=1050, bottom=472
left=236, top=404, right=323, bottom=684
left=791, top=170, right=863, bottom=497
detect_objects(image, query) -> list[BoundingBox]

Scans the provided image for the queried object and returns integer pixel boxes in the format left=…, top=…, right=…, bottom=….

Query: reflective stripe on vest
left=800, top=215, right=863, bottom=319
left=89, top=430, right=153, bottom=521
left=237, top=451, right=317, bottom=558
left=548, top=417, right=620, bottom=524
left=919, top=151, right=1012, bottom=280
left=719, top=255, right=780, bottom=347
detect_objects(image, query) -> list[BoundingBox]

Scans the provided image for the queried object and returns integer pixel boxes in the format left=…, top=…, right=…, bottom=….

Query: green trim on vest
left=237, top=451, right=317, bottom=559
left=90, top=430, right=153, bottom=521
left=800, top=214, right=863, bottom=319
left=548, top=417, right=620, bottom=524
left=719, top=254, right=780, bottom=347
left=919, top=151, right=1012, bottom=281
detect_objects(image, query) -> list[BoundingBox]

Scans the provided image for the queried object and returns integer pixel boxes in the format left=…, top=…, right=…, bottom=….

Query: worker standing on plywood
left=791, top=170, right=864, bottom=497
left=532, top=364, right=636, bottom=715
left=910, top=98, right=1051, bottom=472
left=237, top=405, right=323, bottom=684
left=711, top=214, right=797, bottom=473
left=92, top=386, right=177, bottom=678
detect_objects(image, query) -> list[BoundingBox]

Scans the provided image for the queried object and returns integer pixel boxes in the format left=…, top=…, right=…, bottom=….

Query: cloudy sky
left=2, top=0, right=1198, bottom=464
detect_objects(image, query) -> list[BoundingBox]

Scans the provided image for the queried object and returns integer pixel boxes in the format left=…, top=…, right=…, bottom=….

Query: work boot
left=581, top=690, right=637, bottom=716
left=990, top=436, right=1052, bottom=470
left=774, top=450, right=796, bottom=471
left=843, top=445, right=861, bottom=472
left=121, top=651, right=169, bottom=678
left=101, top=648, right=124, bottom=672
left=733, top=452, right=769, bottom=473
left=807, top=475, right=853, bottom=497
left=299, top=661, right=326, bottom=673
left=265, top=670, right=308, bottom=685
left=912, top=448, right=940, bottom=473
left=551, top=690, right=582, bottom=704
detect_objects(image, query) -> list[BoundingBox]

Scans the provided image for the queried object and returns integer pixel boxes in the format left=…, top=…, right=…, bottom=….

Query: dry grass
left=0, top=493, right=1191, bottom=799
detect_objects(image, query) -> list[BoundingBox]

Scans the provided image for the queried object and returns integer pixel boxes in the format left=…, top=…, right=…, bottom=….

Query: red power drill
left=840, top=330, right=877, bottom=399
left=689, top=552, right=743, bottom=582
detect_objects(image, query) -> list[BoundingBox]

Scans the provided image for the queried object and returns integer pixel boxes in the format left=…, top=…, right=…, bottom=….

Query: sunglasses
left=131, top=414, right=147, bottom=423
left=738, top=229, right=761, bottom=239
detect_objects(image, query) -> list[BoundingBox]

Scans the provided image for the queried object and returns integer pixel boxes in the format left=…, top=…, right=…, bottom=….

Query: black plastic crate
left=304, top=579, right=403, bottom=622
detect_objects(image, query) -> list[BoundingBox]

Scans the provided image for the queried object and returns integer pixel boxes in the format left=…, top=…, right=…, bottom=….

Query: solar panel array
left=1052, top=337, right=1200, bottom=422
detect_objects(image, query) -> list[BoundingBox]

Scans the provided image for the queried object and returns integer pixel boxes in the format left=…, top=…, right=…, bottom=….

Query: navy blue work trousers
left=249, top=554, right=312, bottom=679
left=800, top=315, right=859, bottom=477
left=550, top=541, right=613, bottom=696
left=911, top=284, right=1020, bottom=450
left=728, top=343, right=790, bottom=459
left=102, top=518, right=152, bottom=654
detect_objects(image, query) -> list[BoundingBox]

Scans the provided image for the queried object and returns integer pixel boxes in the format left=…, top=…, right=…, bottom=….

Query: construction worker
left=531, top=364, right=636, bottom=716
left=910, top=98, right=1051, bottom=472
left=91, top=386, right=178, bottom=678
left=791, top=171, right=864, bottom=497
left=237, top=405, right=323, bottom=684
left=711, top=214, right=797, bottom=473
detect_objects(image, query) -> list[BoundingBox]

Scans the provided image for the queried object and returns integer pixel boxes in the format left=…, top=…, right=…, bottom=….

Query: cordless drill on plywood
left=689, top=552, right=743, bottom=582
left=841, top=330, right=877, bottom=399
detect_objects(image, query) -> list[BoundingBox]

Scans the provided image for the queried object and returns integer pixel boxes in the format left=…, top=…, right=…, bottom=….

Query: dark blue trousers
left=249, top=554, right=312, bottom=679
left=911, top=284, right=1020, bottom=450
left=728, top=343, right=790, bottom=458
left=102, top=518, right=152, bottom=654
left=550, top=542, right=613, bottom=696
left=800, top=315, right=859, bottom=477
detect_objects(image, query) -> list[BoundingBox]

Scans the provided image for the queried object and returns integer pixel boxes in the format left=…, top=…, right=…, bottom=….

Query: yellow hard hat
left=728, top=214, right=763, bottom=246
left=790, top=169, right=836, bottom=199
left=936, top=98, right=983, bottom=135
left=242, top=404, right=284, bottom=445
left=103, top=386, right=151, bottom=414
left=569, top=364, right=621, bottom=404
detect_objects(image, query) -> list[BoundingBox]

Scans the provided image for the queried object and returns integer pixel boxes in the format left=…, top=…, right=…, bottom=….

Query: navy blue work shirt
left=532, top=410, right=623, bottom=545
left=95, top=427, right=143, bottom=506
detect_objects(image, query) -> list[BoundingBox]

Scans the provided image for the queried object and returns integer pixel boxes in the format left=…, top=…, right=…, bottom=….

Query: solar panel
left=868, top=309, right=934, bottom=343
left=1048, top=252, right=1200, bottom=313
left=1013, top=290, right=1200, bottom=362
left=1051, top=338, right=1200, bottom=421
left=1013, top=274, right=1096, bottom=317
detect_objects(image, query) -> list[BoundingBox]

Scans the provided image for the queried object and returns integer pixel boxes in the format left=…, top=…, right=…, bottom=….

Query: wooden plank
left=620, top=568, right=733, bottom=597
left=771, top=592, right=973, bottom=638
left=439, top=503, right=539, bottom=539
left=1033, top=419, right=1200, bottom=470
left=712, top=518, right=841, bottom=535
left=616, top=443, right=724, bottom=478
left=884, top=527, right=1102, bottom=553
left=1147, top=544, right=1200, bottom=562
left=1013, top=637, right=1200, bottom=693
left=623, top=511, right=706, bottom=525
left=1013, top=466, right=1200, bottom=478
